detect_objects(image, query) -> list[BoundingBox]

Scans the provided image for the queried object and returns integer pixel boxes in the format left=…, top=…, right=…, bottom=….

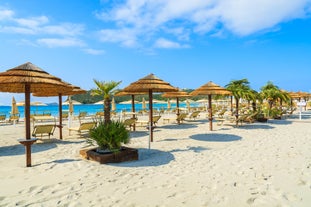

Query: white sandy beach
left=1, top=112, right=311, bottom=207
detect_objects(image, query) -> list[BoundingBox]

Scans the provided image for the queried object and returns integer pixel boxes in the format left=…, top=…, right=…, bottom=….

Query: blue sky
left=0, top=0, right=311, bottom=105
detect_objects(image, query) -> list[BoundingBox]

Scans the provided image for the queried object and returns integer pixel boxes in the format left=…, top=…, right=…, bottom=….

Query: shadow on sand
left=32, top=158, right=82, bottom=167
left=0, top=139, right=84, bottom=157
left=236, top=124, right=275, bottom=129
left=190, top=133, right=242, bottom=142
left=267, top=119, right=293, bottom=125
left=110, top=148, right=175, bottom=167
left=129, top=130, right=149, bottom=138
left=170, top=146, right=210, bottom=153
left=159, top=123, right=199, bottom=130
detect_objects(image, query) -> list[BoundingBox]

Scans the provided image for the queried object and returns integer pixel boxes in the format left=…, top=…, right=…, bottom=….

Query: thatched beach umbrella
left=190, top=81, right=231, bottom=131
left=295, top=91, right=310, bottom=111
left=33, top=85, right=86, bottom=139
left=122, top=74, right=178, bottom=144
left=111, top=97, right=116, bottom=112
left=162, top=90, right=190, bottom=124
left=11, top=96, right=19, bottom=115
left=0, top=62, right=71, bottom=167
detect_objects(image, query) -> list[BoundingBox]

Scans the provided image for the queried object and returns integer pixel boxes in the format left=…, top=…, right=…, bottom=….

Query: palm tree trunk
left=104, top=98, right=111, bottom=124
left=235, top=97, right=239, bottom=126
left=230, top=96, right=233, bottom=115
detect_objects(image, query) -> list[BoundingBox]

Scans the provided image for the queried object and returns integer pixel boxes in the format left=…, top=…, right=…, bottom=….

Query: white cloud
left=97, top=0, right=311, bottom=48
left=0, top=7, right=86, bottom=49
left=0, top=8, right=14, bottom=20
left=98, top=28, right=139, bottom=47
left=83, top=48, right=105, bottom=55
left=37, top=38, right=85, bottom=48
left=215, top=0, right=309, bottom=35
left=0, top=7, right=83, bottom=35
left=43, top=23, right=84, bottom=36
left=0, top=26, right=36, bottom=34
left=14, top=15, right=49, bottom=28
left=154, top=38, right=188, bottom=49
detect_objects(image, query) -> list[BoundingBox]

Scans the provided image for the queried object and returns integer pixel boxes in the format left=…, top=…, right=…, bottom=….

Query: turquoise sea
left=0, top=102, right=198, bottom=118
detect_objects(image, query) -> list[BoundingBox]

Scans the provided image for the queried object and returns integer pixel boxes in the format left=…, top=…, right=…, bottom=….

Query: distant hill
left=46, top=102, right=58, bottom=106
left=71, top=89, right=219, bottom=104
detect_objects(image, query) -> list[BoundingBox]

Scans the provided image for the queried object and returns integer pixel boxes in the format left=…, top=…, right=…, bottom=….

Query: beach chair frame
left=69, top=122, right=96, bottom=137
left=32, top=124, right=56, bottom=139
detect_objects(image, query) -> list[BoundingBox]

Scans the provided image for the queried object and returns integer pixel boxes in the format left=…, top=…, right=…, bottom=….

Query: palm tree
left=225, top=79, right=253, bottom=125
left=91, top=80, right=121, bottom=124
left=247, top=89, right=259, bottom=111
left=260, top=81, right=290, bottom=109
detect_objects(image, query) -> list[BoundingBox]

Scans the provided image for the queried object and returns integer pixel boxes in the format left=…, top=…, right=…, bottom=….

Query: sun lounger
left=8, top=113, right=20, bottom=124
left=135, top=116, right=162, bottom=127
left=152, top=115, right=161, bottom=125
left=176, top=113, right=188, bottom=124
left=216, top=109, right=227, bottom=118
left=62, top=112, right=69, bottom=119
left=123, top=118, right=137, bottom=130
left=32, top=124, right=56, bottom=139
left=188, top=111, right=200, bottom=120
left=214, top=117, right=226, bottom=126
left=69, top=122, right=96, bottom=137
left=0, top=114, right=7, bottom=124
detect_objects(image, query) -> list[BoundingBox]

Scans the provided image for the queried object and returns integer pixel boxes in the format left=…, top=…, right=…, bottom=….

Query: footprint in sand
left=247, top=197, right=256, bottom=204
left=298, top=179, right=307, bottom=186
left=283, top=193, right=299, bottom=202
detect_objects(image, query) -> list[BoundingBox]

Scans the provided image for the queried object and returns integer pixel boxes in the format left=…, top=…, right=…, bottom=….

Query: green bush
left=263, top=107, right=282, bottom=119
left=88, top=120, right=130, bottom=152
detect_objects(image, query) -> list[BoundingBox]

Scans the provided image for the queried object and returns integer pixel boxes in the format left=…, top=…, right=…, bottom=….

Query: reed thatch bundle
left=122, top=73, right=178, bottom=93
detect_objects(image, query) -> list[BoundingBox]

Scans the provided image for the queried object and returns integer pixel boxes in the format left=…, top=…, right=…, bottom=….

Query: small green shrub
left=88, top=120, right=130, bottom=152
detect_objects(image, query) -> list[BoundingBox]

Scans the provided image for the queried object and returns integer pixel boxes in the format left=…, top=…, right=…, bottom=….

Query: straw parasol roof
left=122, top=73, right=178, bottom=93
left=0, top=62, right=76, bottom=167
left=115, top=91, right=146, bottom=96
left=190, top=81, right=232, bottom=96
left=33, top=86, right=86, bottom=97
left=122, top=73, right=178, bottom=144
left=190, top=81, right=231, bottom=131
left=288, top=92, right=300, bottom=99
left=162, top=91, right=190, bottom=98
left=0, top=62, right=68, bottom=93
left=296, top=91, right=310, bottom=99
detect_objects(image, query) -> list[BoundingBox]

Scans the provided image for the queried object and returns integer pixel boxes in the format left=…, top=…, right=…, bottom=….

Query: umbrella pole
left=131, top=95, right=136, bottom=131
left=176, top=98, right=180, bottom=125
left=58, top=94, right=63, bottom=139
left=25, top=84, right=31, bottom=167
left=208, top=94, right=213, bottom=131
left=149, top=89, right=153, bottom=143
left=18, top=84, right=37, bottom=167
